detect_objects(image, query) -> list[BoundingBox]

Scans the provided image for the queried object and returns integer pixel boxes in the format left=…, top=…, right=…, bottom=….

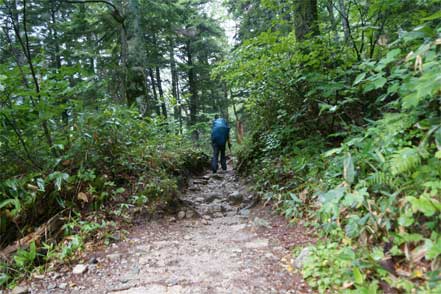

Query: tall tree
left=294, top=0, right=319, bottom=41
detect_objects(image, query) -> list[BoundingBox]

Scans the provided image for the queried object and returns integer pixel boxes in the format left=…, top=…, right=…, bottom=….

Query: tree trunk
left=294, top=0, right=319, bottom=41
left=148, top=68, right=161, bottom=115
left=338, top=0, right=350, bottom=43
left=49, top=4, right=62, bottom=69
left=186, top=41, right=198, bottom=130
left=155, top=67, right=167, bottom=117
left=326, top=1, right=339, bottom=42
left=169, top=39, right=181, bottom=132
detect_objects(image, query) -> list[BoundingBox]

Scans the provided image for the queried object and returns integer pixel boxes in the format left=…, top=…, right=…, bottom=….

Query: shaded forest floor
left=20, top=167, right=315, bottom=294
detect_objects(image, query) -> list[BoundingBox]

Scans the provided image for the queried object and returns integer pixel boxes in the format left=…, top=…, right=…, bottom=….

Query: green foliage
left=222, top=2, right=441, bottom=292
left=13, top=242, right=37, bottom=271
left=0, top=104, right=209, bottom=287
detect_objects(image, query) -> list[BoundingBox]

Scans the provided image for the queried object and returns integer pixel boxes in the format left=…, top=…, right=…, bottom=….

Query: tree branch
left=63, top=0, right=118, bottom=12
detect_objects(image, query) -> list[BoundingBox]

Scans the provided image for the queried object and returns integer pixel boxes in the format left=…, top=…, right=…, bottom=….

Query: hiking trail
left=28, top=168, right=314, bottom=294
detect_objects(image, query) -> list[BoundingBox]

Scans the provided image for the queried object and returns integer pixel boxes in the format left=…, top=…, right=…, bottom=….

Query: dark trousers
left=211, top=143, right=226, bottom=172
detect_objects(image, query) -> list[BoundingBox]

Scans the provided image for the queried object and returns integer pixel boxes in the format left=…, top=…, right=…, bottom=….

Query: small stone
left=293, top=247, right=311, bottom=269
left=47, top=284, right=56, bottom=290
left=245, top=239, right=269, bottom=249
left=89, top=256, right=99, bottom=264
left=112, top=231, right=122, bottom=241
left=229, top=191, right=243, bottom=203
left=51, top=272, right=62, bottom=279
left=33, top=274, right=45, bottom=279
left=72, top=264, right=88, bottom=275
left=107, top=253, right=121, bottom=261
left=183, top=235, right=192, bottom=240
left=213, top=212, right=224, bottom=218
left=202, top=215, right=211, bottom=220
left=58, top=283, right=68, bottom=289
left=89, top=264, right=97, bottom=272
left=238, top=209, right=250, bottom=217
left=169, top=216, right=177, bottom=222
left=265, top=252, right=276, bottom=259
left=201, top=219, right=209, bottom=225
left=177, top=211, right=186, bottom=219
left=11, top=286, right=29, bottom=294
left=253, top=217, right=271, bottom=228
left=186, top=210, right=194, bottom=219
left=167, top=278, right=178, bottom=286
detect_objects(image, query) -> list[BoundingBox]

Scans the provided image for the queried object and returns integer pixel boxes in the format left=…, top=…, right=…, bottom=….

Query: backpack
left=211, top=118, right=229, bottom=145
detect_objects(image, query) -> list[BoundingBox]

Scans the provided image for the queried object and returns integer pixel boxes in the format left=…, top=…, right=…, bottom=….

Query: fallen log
left=0, top=210, right=66, bottom=261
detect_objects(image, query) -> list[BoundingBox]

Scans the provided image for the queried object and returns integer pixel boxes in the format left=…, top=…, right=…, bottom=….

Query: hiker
left=211, top=115, right=231, bottom=173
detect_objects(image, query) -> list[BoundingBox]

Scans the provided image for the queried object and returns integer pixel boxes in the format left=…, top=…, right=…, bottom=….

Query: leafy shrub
left=221, top=13, right=441, bottom=293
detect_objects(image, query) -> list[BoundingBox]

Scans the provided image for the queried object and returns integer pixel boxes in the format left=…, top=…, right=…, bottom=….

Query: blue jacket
left=211, top=118, right=230, bottom=146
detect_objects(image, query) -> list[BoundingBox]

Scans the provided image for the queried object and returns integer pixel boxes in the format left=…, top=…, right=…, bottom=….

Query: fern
left=389, top=147, right=422, bottom=175
left=367, top=171, right=397, bottom=188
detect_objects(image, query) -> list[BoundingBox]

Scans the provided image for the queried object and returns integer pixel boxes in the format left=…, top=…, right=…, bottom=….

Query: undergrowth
left=0, top=105, right=208, bottom=288
left=226, top=16, right=441, bottom=294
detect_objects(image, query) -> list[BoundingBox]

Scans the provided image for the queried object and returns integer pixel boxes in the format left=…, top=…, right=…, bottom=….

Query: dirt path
left=28, top=169, right=314, bottom=294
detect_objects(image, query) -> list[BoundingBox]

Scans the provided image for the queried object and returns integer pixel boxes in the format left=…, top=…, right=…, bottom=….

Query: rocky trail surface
left=24, top=168, right=315, bottom=294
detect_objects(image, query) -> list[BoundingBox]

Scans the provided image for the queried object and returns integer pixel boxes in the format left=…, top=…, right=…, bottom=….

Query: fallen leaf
left=77, top=192, right=88, bottom=203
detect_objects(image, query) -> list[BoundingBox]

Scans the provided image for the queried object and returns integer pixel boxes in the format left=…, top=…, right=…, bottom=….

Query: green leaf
left=353, top=72, right=366, bottom=86
left=398, top=212, right=414, bottom=227
left=0, top=273, right=9, bottom=286
left=425, top=237, right=441, bottom=259
left=407, top=196, right=437, bottom=217
left=353, top=267, right=364, bottom=284
left=323, top=147, right=343, bottom=157
left=345, top=215, right=361, bottom=238
left=373, top=76, right=387, bottom=89
left=48, top=172, right=70, bottom=191
left=343, top=153, right=355, bottom=184
left=371, top=247, right=384, bottom=261
left=342, top=188, right=367, bottom=208
left=36, top=178, right=45, bottom=192
left=422, top=11, right=441, bottom=21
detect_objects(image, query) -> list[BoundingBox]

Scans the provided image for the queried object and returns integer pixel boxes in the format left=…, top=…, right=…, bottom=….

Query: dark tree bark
left=148, top=68, right=161, bottom=115
left=186, top=40, right=198, bottom=128
left=155, top=67, right=167, bottom=117
left=49, top=3, right=62, bottom=69
left=294, top=0, right=319, bottom=41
